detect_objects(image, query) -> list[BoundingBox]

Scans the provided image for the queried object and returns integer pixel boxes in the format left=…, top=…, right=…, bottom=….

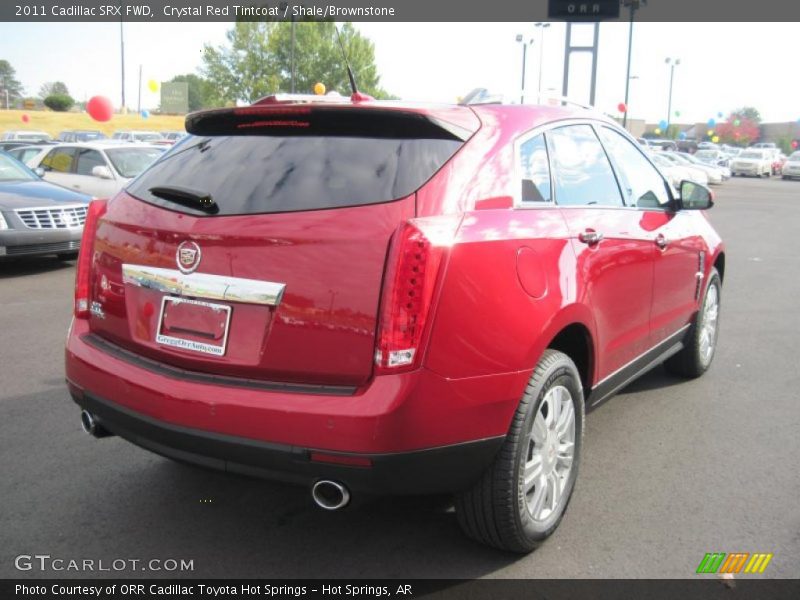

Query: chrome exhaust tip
left=311, top=480, right=351, bottom=511
left=80, top=410, right=113, bottom=438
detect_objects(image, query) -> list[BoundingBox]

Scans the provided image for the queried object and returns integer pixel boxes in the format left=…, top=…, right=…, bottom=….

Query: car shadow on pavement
left=0, top=387, right=524, bottom=580
left=615, top=364, right=689, bottom=395
left=0, top=256, right=74, bottom=278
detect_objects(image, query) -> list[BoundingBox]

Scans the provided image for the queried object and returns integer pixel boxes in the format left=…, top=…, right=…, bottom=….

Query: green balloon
left=734, top=119, right=741, bottom=126
left=674, top=110, right=681, bottom=117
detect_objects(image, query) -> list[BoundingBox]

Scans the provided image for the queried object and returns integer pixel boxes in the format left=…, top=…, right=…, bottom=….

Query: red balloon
left=21, top=113, right=30, bottom=123
left=617, top=102, right=627, bottom=113
left=86, top=96, right=114, bottom=122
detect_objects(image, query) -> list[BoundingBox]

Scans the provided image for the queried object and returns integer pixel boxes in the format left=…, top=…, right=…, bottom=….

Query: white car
left=664, top=151, right=725, bottom=184
left=1, top=130, right=52, bottom=142
left=692, top=149, right=732, bottom=179
left=111, top=130, right=163, bottom=143
left=658, top=152, right=711, bottom=186
left=649, top=152, right=708, bottom=189
left=29, top=142, right=166, bottom=197
left=730, top=149, right=772, bottom=178
left=781, top=151, right=800, bottom=180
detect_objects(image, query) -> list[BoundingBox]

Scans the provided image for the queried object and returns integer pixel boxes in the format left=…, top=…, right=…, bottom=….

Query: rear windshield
left=127, top=134, right=462, bottom=216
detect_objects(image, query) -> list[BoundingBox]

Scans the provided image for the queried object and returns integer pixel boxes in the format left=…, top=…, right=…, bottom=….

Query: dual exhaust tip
left=81, top=410, right=351, bottom=510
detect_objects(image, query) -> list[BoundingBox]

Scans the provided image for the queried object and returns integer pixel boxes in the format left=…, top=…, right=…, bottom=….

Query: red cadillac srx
left=65, top=95, right=724, bottom=552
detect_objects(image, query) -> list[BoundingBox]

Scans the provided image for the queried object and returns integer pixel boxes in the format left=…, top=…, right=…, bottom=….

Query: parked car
left=658, top=152, right=713, bottom=185
left=5, top=144, right=51, bottom=166
left=159, top=131, right=186, bottom=143
left=649, top=152, right=707, bottom=189
left=645, top=138, right=678, bottom=151
left=720, top=145, right=741, bottom=159
left=730, top=149, right=773, bottom=177
left=691, top=150, right=732, bottom=179
left=1, top=130, right=52, bottom=142
left=0, top=151, right=91, bottom=259
left=57, top=130, right=107, bottom=143
left=750, top=142, right=776, bottom=149
left=696, top=141, right=719, bottom=150
left=66, top=98, right=724, bottom=553
left=111, top=130, right=162, bottom=143
left=676, top=139, right=698, bottom=154
left=664, top=151, right=725, bottom=184
left=772, top=152, right=787, bottom=176
left=29, top=142, right=165, bottom=198
left=781, top=151, right=800, bottom=179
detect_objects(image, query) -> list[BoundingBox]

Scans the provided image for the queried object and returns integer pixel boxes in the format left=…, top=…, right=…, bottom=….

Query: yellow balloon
left=654, top=128, right=661, bottom=135
left=313, top=82, right=326, bottom=96
left=707, top=129, right=714, bottom=136
left=148, top=80, right=159, bottom=93
left=712, top=136, right=720, bottom=143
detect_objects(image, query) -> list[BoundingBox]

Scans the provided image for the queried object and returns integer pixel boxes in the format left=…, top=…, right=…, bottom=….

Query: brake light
left=375, top=216, right=461, bottom=373
left=74, top=199, right=108, bottom=319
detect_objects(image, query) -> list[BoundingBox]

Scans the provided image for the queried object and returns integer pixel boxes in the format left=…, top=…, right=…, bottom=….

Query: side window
left=518, top=134, right=551, bottom=203
left=600, top=127, right=671, bottom=208
left=41, top=147, right=76, bottom=173
left=547, top=125, right=623, bottom=207
left=75, top=149, right=106, bottom=176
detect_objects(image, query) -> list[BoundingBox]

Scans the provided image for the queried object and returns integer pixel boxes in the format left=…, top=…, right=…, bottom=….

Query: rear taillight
left=74, top=199, right=108, bottom=319
left=375, top=216, right=461, bottom=374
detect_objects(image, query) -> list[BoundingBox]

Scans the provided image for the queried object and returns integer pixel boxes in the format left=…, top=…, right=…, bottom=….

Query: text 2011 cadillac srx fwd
left=66, top=95, right=724, bottom=552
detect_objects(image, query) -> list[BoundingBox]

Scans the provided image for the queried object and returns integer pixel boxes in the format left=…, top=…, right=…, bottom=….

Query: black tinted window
left=547, top=125, right=623, bottom=207
left=128, top=135, right=461, bottom=216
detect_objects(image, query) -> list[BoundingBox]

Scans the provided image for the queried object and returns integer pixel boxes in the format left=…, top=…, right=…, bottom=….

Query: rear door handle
left=579, top=230, right=604, bottom=245
left=655, top=234, right=668, bottom=249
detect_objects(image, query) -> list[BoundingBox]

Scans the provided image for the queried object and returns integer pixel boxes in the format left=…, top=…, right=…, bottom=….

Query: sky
left=1, top=21, right=798, bottom=124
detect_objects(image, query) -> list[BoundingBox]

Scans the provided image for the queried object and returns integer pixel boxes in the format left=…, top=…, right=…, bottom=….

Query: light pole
left=621, top=1, right=642, bottom=128
left=665, top=57, right=680, bottom=130
left=534, top=22, right=551, bottom=99
left=516, top=34, right=534, bottom=104
left=120, top=20, right=126, bottom=111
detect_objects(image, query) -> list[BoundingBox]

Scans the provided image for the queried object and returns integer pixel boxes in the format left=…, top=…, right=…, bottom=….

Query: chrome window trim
left=121, top=264, right=286, bottom=307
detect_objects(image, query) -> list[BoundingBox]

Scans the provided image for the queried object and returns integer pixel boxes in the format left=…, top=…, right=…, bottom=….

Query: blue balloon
left=141, top=109, right=150, bottom=119
left=678, top=132, right=687, bottom=140
left=707, top=118, right=716, bottom=128
left=658, top=120, right=668, bottom=130
left=717, top=112, right=723, bottom=119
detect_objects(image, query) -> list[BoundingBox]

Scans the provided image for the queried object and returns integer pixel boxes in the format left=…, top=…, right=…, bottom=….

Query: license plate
left=156, top=296, right=232, bottom=356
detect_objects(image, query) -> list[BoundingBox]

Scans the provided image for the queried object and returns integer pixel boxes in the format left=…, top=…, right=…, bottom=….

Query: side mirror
left=679, top=180, right=714, bottom=210
left=33, top=167, right=45, bottom=178
left=92, top=165, right=113, bottom=180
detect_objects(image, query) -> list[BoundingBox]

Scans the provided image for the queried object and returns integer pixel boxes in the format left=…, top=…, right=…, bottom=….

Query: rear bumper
left=66, top=319, right=527, bottom=494
left=70, top=389, right=503, bottom=494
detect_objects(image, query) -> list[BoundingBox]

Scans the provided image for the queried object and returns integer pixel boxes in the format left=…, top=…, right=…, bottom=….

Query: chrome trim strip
left=593, top=323, right=691, bottom=390
left=121, top=264, right=285, bottom=307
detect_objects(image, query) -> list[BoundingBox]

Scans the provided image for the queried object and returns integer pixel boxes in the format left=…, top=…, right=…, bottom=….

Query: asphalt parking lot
left=1, top=177, right=798, bottom=579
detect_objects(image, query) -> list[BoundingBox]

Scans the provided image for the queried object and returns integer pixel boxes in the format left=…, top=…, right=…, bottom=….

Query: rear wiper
left=148, top=185, right=218, bottom=214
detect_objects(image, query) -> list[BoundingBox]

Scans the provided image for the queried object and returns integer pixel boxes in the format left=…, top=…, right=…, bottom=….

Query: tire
left=455, top=349, right=585, bottom=553
left=666, top=268, right=721, bottom=378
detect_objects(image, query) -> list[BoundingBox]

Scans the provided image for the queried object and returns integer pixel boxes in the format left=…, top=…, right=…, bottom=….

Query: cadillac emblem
left=176, top=241, right=202, bottom=274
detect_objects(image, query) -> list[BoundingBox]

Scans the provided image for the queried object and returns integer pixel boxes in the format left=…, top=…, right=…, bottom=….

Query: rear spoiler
left=185, top=105, right=476, bottom=142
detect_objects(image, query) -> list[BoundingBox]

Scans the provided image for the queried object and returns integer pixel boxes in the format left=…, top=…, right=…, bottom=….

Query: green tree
left=39, top=81, right=70, bottom=99
left=201, top=22, right=391, bottom=105
left=732, top=106, right=762, bottom=124
left=0, top=59, right=24, bottom=103
left=43, top=93, right=74, bottom=112
left=168, top=74, right=215, bottom=112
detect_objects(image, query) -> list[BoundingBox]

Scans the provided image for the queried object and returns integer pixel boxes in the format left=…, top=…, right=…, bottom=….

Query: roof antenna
left=335, top=25, right=373, bottom=102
